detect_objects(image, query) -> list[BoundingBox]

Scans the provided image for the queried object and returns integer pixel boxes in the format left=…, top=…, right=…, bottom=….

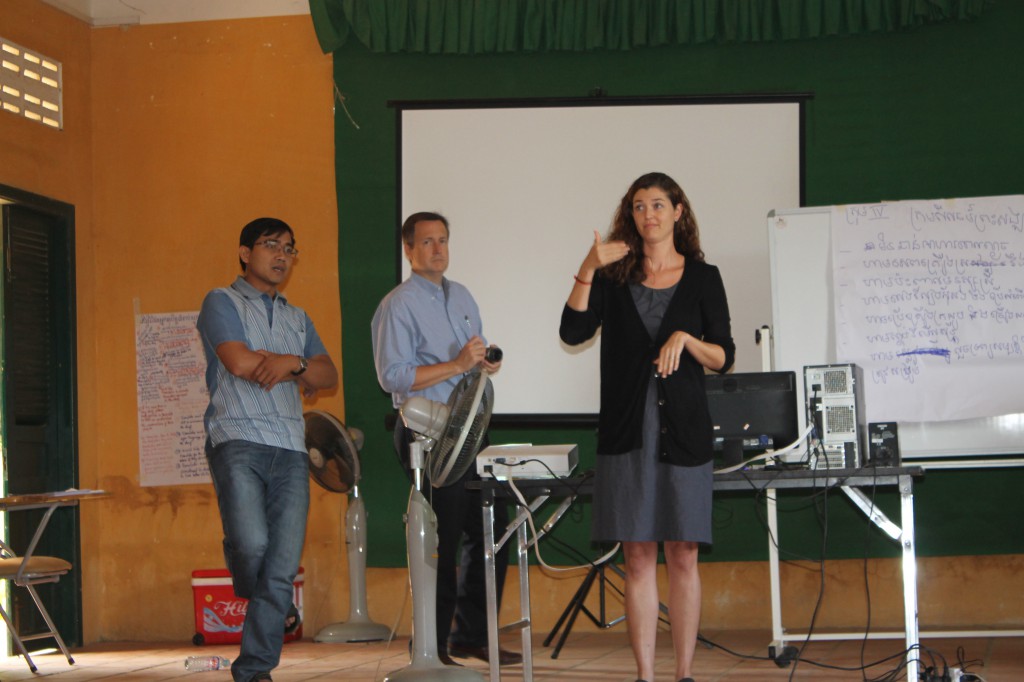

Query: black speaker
left=867, top=422, right=900, bottom=467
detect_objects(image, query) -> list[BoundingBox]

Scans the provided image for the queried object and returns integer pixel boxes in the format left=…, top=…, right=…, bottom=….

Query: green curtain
left=309, top=0, right=990, bottom=54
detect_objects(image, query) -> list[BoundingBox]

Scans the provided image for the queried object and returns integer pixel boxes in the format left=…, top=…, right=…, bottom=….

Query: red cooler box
left=191, top=568, right=304, bottom=645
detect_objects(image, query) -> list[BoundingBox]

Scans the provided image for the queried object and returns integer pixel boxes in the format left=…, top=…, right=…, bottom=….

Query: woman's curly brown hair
left=603, top=172, right=704, bottom=285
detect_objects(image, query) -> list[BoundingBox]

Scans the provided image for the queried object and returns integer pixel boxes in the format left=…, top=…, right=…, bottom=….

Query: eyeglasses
left=253, top=239, right=299, bottom=257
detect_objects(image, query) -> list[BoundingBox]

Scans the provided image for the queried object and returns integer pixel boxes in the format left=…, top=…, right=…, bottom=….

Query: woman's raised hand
left=583, top=229, right=630, bottom=271
left=569, top=229, right=630, bottom=311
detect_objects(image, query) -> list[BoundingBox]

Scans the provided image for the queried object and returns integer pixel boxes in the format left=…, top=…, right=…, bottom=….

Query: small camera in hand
left=485, top=346, right=503, bottom=363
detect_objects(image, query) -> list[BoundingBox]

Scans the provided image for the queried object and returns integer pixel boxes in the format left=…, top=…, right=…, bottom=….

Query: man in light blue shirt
left=198, top=217, right=338, bottom=682
left=371, top=212, right=519, bottom=666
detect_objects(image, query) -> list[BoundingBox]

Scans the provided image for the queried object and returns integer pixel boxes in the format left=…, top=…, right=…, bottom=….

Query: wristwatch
left=291, top=356, right=308, bottom=376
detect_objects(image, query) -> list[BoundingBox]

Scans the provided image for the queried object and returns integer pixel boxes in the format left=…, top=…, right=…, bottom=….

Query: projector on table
left=476, top=444, right=578, bottom=479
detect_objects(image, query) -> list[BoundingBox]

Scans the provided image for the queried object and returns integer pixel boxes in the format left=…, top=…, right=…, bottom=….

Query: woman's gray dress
left=590, top=281, right=713, bottom=544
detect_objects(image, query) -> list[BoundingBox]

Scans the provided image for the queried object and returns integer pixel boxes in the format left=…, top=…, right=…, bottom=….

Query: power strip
left=921, top=666, right=968, bottom=682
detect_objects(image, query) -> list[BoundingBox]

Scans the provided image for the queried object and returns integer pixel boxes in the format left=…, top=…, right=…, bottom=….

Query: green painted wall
left=331, top=3, right=1024, bottom=567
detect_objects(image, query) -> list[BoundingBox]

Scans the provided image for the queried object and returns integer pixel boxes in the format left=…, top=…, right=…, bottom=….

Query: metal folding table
left=470, top=466, right=922, bottom=682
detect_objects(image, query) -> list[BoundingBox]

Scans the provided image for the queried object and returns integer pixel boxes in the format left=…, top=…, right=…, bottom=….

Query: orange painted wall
left=1, top=1, right=348, bottom=642
left=87, top=15, right=345, bottom=641
left=0, top=0, right=100, bottom=641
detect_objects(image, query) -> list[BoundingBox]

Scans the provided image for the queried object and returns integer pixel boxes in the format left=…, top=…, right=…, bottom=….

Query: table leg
left=767, top=488, right=784, bottom=648
left=482, top=493, right=501, bottom=682
left=899, top=476, right=920, bottom=682
left=517, top=514, right=533, bottom=682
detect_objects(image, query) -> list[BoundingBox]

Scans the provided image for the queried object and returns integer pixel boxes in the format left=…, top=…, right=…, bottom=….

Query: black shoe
left=437, top=652, right=463, bottom=667
left=447, top=642, right=523, bottom=666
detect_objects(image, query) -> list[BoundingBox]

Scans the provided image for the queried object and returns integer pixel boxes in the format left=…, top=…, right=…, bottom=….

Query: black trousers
left=394, top=419, right=510, bottom=650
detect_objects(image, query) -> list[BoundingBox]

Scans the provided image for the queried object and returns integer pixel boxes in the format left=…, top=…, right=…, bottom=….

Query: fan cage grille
left=428, top=373, right=493, bottom=487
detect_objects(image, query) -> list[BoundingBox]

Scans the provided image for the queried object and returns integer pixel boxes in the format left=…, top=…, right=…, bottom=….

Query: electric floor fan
left=304, top=410, right=391, bottom=643
left=384, top=371, right=495, bottom=682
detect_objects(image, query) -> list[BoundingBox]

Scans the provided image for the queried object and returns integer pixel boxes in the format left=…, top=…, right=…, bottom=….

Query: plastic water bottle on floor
left=184, top=655, right=230, bottom=672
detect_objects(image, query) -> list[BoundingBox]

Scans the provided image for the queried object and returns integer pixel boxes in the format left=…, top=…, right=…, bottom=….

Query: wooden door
left=1, top=188, right=79, bottom=648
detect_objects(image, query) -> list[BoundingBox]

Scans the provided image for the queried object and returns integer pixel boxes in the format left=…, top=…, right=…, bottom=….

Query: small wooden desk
left=0, top=489, right=110, bottom=560
left=0, top=488, right=108, bottom=671
left=0, top=488, right=110, bottom=512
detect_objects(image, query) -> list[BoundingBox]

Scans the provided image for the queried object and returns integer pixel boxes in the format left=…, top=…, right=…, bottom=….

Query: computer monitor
left=704, top=371, right=799, bottom=465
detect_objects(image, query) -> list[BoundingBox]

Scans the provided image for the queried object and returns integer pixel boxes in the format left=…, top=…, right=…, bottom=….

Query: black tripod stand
left=543, top=554, right=712, bottom=659
left=543, top=555, right=627, bottom=658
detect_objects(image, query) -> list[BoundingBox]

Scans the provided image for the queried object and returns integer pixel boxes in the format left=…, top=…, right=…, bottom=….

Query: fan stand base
left=385, top=484, right=485, bottom=682
left=383, top=664, right=486, bottom=682
left=314, top=619, right=391, bottom=643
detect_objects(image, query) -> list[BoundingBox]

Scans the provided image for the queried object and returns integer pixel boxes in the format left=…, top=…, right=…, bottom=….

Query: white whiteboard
left=399, top=99, right=802, bottom=416
left=768, top=205, right=1024, bottom=459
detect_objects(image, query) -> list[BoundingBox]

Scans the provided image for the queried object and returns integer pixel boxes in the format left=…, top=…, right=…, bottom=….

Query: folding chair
left=0, top=501, right=76, bottom=673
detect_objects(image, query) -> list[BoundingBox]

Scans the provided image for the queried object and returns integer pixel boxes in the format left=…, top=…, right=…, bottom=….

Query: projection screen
left=397, top=96, right=804, bottom=420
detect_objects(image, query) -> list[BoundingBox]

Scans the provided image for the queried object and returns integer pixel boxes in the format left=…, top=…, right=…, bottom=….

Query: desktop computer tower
left=803, top=364, right=866, bottom=469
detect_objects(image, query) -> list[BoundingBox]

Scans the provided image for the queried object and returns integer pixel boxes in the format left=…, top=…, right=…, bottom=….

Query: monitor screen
left=705, top=371, right=799, bottom=464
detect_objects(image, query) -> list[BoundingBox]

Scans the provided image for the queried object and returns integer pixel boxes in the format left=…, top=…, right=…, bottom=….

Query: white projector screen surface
left=399, top=99, right=802, bottom=418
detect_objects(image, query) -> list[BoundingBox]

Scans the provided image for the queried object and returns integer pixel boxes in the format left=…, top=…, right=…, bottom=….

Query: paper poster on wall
left=135, top=311, right=210, bottom=487
left=831, top=195, right=1024, bottom=422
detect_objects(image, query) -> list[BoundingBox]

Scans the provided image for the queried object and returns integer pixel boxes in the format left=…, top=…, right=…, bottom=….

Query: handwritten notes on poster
left=135, top=311, right=210, bottom=487
left=831, top=195, right=1024, bottom=422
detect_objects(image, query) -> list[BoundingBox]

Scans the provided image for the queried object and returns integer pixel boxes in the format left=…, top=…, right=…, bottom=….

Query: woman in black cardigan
left=560, top=172, right=735, bottom=682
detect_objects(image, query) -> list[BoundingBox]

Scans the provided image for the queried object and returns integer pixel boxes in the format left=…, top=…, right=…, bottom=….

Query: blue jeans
left=206, top=440, right=309, bottom=682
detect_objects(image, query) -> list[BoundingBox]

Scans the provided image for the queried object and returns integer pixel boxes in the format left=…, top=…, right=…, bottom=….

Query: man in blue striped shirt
left=197, top=217, right=337, bottom=682
left=372, top=211, right=520, bottom=667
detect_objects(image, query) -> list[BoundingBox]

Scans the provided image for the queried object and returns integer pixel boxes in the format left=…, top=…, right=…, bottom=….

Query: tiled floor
left=1, top=630, right=1018, bottom=681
